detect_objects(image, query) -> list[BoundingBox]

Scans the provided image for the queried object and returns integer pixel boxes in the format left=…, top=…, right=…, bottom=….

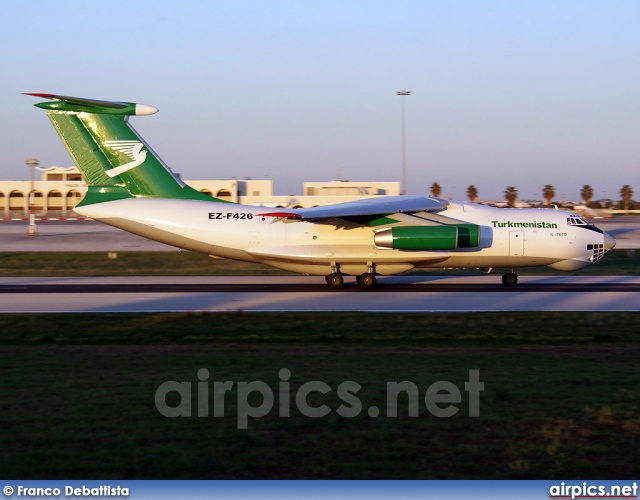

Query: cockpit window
left=567, top=216, right=588, bottom=226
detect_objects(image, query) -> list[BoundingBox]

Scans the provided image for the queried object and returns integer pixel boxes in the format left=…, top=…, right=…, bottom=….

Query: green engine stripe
left=451, top=224, right=480, bottom=247
left=391, top=226, right=458, bottom=250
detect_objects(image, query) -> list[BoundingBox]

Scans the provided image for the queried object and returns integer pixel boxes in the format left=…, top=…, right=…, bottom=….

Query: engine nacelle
left=374, top=224, right=479, bottom=250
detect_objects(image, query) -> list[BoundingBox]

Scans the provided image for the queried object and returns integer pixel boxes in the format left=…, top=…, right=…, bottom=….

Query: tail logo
left=104, top=140, right=148, bottom=178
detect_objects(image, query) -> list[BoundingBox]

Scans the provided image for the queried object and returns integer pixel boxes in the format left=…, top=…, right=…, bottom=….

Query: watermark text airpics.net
left=155, top=369, right=484, bottom=429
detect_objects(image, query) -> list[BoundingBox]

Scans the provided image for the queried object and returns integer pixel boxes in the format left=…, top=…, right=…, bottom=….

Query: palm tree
left=466, top=185, right=478, bottom=203
left=504, top=186, right=518, bottom=208
left=430, top=182, right=442, bottom=198
left=542, top=184, right=555, bottom=206
left=620, top=185, right=634, bottom=212
left=580, top=185, right=594, bottom=205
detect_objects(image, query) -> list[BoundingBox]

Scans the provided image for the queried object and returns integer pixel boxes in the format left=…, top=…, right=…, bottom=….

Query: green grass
left=2, top=312, right=640, bottom=479
left=1, top=312, right=639, bottom=345
left=0, top=249, right=637, bottom=276
left=0, top=251, right=294, bottom=276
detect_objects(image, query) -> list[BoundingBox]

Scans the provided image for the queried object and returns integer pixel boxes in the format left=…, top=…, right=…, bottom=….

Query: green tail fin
left=26, top=93, right=225, bottom=205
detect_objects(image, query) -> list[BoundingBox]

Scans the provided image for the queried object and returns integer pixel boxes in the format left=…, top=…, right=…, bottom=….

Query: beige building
left=2, top=167, right=86, bottom=219
left=1, top=166, right=399, bottom=219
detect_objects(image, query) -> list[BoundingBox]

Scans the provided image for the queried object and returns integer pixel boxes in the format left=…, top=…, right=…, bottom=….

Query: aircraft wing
left=259, top=195, right=446, bottom=222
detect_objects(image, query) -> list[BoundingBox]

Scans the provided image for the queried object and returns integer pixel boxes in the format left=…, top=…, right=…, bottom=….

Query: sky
left=1, top=0, right=638, bottom=201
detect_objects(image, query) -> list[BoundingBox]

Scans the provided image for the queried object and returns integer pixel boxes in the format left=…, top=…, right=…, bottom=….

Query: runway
left=2, top=275, right=639, bottom=312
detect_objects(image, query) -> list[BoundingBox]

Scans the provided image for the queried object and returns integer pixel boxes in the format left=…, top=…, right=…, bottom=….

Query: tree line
left=428, top=182, right=635, bottom=210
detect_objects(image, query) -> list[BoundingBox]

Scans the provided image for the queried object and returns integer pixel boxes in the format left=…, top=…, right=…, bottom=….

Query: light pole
left=25, top=158, right=38, bottom=236
left=396, top=91, right=411, bottom=195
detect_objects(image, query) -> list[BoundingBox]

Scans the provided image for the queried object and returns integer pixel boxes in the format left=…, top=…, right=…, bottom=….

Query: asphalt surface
left=0, top=220, right=175, bottom=251
left=1, top=276, right=638, bottom=312
left=2, top=279, right=640, bottom=294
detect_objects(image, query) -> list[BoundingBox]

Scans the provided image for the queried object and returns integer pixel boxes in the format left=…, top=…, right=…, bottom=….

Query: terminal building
left=1, top=166, right=399, bottom=219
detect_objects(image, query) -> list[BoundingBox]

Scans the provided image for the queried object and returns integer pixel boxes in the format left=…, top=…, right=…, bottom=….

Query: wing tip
left=24, top=92, right=56, bottom=98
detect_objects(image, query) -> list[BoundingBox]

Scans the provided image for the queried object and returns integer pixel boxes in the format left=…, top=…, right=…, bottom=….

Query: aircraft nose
left=604, top=231, right=616, bottom=251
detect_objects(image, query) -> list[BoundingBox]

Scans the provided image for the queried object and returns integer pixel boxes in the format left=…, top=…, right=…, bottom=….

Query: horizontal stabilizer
left=24, top=93, right=158, bottom=116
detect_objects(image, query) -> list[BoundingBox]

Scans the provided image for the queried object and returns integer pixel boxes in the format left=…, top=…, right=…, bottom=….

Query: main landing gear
left=501, top=269, right=518, bottom=287
left=325, top=273, right=344, bottom=289
left=325, top=273, right=377, bottom=289
left=356, top=273, right=377, bottom=289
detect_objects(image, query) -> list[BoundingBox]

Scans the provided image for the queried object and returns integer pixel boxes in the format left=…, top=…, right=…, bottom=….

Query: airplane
left=26, top=93, right=616, bottom=288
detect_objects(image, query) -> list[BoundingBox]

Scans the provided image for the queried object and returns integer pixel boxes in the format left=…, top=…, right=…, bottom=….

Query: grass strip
left=1, top=311, right=640, bottom=345
left=1, top=312, right=640, bottom=479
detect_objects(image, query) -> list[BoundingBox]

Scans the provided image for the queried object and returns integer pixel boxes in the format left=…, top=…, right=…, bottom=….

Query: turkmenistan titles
left=491, top=220, right=558, bottom=229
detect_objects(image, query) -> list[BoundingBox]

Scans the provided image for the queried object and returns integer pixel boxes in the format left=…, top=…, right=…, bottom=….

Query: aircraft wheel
left=358, top=273, right=376, bottom=289
left=502, top=272, right=518, bottom=287
left=325, top=273, right=344, bottom=289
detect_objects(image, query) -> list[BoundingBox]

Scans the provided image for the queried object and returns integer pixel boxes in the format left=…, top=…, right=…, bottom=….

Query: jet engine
left=374, top=224, right=479, bottom=250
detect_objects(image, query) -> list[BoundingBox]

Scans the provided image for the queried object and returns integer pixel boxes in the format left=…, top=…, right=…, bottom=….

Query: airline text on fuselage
left=491, top=220, right=558, bottom=229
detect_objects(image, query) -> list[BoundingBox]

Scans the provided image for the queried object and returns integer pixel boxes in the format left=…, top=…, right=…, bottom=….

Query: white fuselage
left=76, top=198, right=615, bottom=276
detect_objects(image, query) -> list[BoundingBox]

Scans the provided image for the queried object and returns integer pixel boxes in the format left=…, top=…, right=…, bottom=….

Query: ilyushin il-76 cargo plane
left=26, top=93, right=616, bottom=288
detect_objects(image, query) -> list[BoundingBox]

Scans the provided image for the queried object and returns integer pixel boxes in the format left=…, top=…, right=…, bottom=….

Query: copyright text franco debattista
left=3, top=485, right=129, bottom=497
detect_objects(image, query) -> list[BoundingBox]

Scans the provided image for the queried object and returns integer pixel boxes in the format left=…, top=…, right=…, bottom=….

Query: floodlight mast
left=396, top=91, right=411, bottom=195
left=25, top=158, right=38, bottom=236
